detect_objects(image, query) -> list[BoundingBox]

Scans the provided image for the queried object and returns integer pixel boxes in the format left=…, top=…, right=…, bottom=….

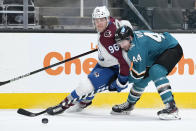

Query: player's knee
left=88, top=73, right=98, bottom=89
left=75, top=77, right=94, bottom=97
left=88, top=67, right=99, bottom=79
left=149, top=64, right=168, bottom=80
left=134, top=81, right=148, bottom=88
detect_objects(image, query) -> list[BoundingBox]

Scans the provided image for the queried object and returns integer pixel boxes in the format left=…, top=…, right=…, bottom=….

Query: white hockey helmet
left=92, top=6, right=110, bottom=19
left=92, top=6, right=110, bottom=31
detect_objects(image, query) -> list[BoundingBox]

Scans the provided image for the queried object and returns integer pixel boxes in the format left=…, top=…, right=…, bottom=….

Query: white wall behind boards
left=0, top=33, right=195, bottom=93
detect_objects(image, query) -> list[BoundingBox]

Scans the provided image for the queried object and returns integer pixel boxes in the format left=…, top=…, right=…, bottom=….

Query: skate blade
left=67, top=105, right=83, bottom=113
left=158, top=112, right=181, bottom=120
left=110, top=110, right=130, bottom=115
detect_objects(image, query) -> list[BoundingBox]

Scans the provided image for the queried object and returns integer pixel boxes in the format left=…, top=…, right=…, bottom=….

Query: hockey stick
left=17, top=86, right=108, bottom=117
left=17, top=108, right=48, bottom=117
left=0, top=49, right=98, bottom=86
left=124, top=0, right=152, bottom=30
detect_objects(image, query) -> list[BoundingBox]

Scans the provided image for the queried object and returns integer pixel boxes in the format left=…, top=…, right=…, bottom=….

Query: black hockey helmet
left=115, top=26, right=134, bottom=43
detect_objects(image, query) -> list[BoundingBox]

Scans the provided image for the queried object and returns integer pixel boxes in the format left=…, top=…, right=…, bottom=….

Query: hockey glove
left=109, top=75, right=129, bottom=92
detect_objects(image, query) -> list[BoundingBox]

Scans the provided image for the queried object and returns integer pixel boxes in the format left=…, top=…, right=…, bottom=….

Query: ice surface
left=0, top=108, right=196, bottom=131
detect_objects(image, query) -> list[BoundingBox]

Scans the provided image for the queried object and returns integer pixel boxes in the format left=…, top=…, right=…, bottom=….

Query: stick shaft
left=0, top=49, right=98, bottom=86
left=125, top=0, right=152, bottom=30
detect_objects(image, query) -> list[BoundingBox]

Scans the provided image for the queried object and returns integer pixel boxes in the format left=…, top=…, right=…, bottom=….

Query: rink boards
left=0, top=33, right=196, bottom=109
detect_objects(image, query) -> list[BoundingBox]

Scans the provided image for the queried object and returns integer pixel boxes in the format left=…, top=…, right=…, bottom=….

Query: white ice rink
left=1, top=108, right=196, bottom=131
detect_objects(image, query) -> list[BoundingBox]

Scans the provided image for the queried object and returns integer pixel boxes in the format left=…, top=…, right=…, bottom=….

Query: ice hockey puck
left=42, top=118, right=48, bottom=124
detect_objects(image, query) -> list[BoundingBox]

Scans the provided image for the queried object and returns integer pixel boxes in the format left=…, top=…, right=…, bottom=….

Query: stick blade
left=17, top=108, right=36, bottom=117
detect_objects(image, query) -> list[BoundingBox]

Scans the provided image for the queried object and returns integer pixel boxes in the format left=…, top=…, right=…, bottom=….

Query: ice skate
left=157, top=101, right=181, bottom=120
left=111, top=101, right=134, bottom=115
left=69, top=100, right=92, bottom=112
left=47, top=98, right=74, bottom=115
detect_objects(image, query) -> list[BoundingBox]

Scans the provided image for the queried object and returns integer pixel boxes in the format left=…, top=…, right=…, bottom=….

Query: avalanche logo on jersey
left=94, top=72, right=100, bottom=78
left=104, top=30, right=112, bottom=37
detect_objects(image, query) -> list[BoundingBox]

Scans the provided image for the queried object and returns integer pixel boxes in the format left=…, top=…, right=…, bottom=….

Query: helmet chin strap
left=106, top=17, right=110, bottom=27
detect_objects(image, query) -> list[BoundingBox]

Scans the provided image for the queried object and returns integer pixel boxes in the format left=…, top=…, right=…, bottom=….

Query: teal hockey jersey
left=128, top=30, right=178, bottom=82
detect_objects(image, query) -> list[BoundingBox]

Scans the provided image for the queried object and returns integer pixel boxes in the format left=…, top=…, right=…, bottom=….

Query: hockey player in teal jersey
left=111, top=26, right=183, bottom=120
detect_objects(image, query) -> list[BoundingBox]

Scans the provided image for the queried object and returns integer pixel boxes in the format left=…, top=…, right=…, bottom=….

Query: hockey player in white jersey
left=46, top=6, right=132, bottom=115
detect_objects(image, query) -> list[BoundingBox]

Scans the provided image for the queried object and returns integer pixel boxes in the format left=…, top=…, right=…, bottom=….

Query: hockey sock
left=127, top=77, right=151, bottom=104
left=66, top=77, right=95, bottom=104
left=149, top=64, right=174, bottom=104
left=68, top=90, right=94, bottom=102
left=127, top=77, right=150, bottom=104
left=127, top=84, right=145, bottom=104
left=154, top=79, right=174, bottom=104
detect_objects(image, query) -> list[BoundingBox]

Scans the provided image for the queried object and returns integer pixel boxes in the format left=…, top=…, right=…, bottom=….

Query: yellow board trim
left=0, top=92, right=196, bottom=109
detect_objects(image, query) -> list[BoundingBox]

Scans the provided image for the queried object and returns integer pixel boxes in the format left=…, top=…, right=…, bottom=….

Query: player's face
left=94, top=18, right=107, bottom=32
left=119, top=40, right=130, bottom=51
left=118, top=37, right=133, bottom=52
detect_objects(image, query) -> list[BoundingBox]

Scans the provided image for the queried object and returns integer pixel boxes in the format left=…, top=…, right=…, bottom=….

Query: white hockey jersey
left=96, top=17, right=132, bottom=76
